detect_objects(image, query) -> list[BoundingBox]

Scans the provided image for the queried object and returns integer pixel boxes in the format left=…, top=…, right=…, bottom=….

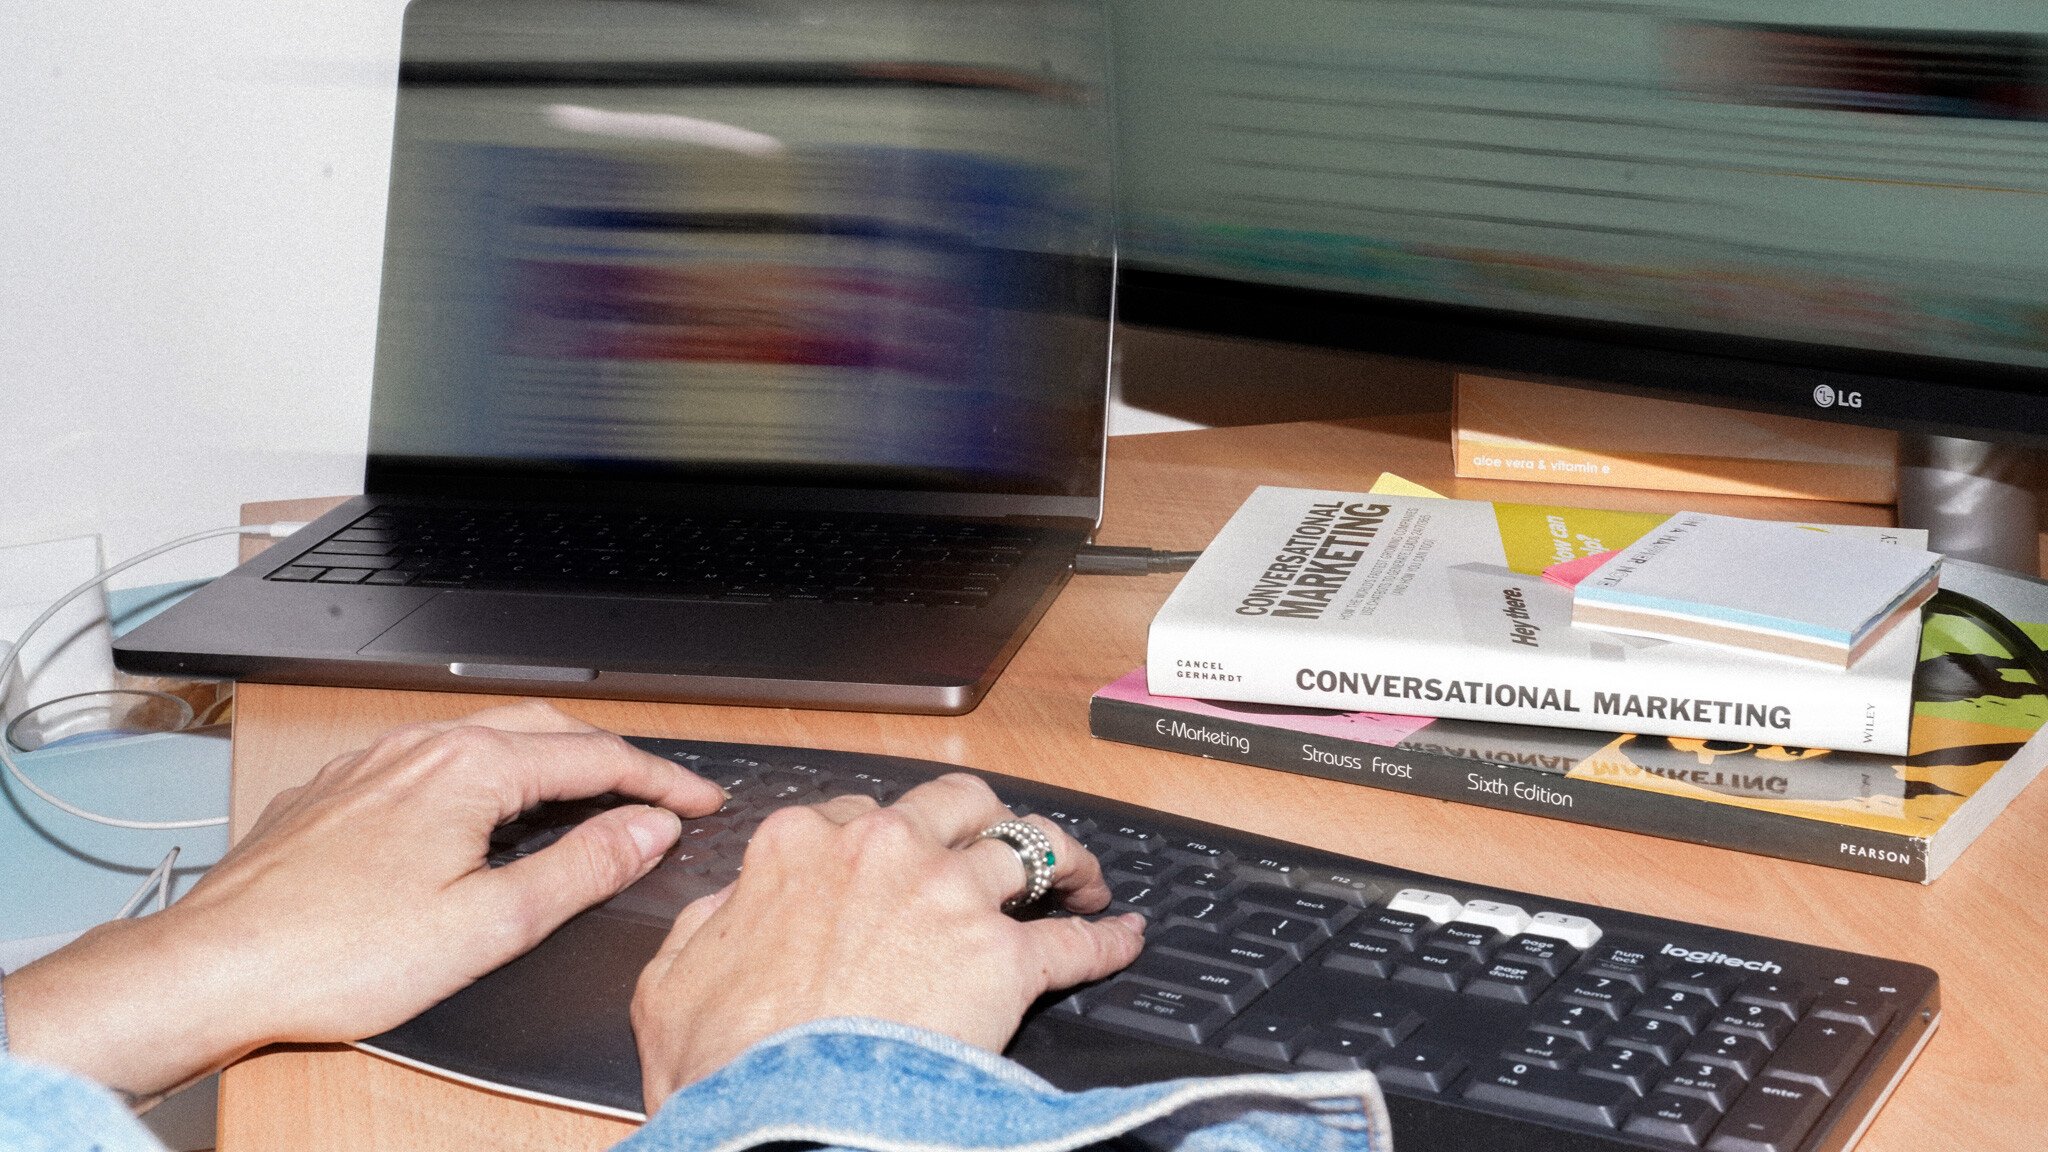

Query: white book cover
left=1574, top=512, right=1940, bottom=648
left=1146, top=488, right=1919, bottom=754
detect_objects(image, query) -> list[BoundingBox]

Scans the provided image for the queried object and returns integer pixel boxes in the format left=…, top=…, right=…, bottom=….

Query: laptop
left=114, top=0, right=1115, bottom=715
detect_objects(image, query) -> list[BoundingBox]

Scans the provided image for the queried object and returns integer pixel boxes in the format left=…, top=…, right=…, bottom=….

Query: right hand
left=630, top=773, right=1147, bottom=1111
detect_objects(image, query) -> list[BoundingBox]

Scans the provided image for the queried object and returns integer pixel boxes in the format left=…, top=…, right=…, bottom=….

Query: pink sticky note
left=1542, top=549, right=1621, bottom=589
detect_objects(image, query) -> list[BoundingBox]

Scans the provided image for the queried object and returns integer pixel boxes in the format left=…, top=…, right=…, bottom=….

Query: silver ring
left=977, top=818, right=1056, bottom=910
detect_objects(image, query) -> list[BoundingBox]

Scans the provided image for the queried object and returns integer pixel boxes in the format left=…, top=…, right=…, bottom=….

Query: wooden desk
left=219, top=415, right=2048, bottom=1151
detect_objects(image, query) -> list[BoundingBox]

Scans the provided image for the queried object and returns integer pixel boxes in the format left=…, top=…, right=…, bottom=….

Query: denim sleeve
left=0, top=1055, right=165, bottom=1152
left=618, top=1017, right=1394, bottom=1152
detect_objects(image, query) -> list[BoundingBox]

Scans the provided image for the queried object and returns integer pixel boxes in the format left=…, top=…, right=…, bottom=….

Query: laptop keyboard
left=382, top=739, right=1939, bottom=1149
left=266, top=507, right=1042, bottom=606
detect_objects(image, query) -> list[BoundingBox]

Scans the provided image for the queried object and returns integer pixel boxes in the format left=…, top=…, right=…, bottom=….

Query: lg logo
left=1813, top=385, right=1863, bottom=409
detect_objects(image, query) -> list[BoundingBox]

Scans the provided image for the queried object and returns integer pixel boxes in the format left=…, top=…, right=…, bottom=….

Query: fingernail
left=1117, top=912, right=1148, bottom=932
left=626, top=807, right=683, bottom=860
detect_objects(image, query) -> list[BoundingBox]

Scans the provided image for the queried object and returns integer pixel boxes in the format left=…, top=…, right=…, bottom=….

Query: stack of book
left=1092, top=486, right=2048, bottom=882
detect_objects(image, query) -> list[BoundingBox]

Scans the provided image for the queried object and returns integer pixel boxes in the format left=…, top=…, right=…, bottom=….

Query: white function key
left=1527, top=911, right=1603, bottom=949
left=1388, top=888, right=1463, bottom=925
left=1456, top=900, right=1531, bottom=937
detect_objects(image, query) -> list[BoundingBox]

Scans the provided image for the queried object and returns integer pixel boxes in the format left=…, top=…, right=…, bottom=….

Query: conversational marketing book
left=1146, top=489, right=1923, bottom=754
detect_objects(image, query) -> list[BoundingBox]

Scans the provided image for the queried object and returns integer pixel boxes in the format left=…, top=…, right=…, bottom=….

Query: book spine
left=1089, top=694, right=1932, bottom=882
left=1147, top=622, right=1913, bottom=755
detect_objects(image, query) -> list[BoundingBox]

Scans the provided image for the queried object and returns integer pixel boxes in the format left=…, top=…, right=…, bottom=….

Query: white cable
left=115, top=846, right=182, bottom=919
left=0, top=521, right=308, bottom=831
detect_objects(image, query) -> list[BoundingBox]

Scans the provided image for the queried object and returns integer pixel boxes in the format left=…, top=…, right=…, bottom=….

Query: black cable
left=1926, top=588, right=2048, bottom=691
left=1071, top=545, right=1204, bottom=575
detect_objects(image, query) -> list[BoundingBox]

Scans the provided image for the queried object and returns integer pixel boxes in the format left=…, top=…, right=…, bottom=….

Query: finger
left=468, top=728, right=727, bottom=820
left=884, top=773, right=1012, bottom=847
left=471, top=804, right=681, bottom=954
left=810, top=793, right=881, bottom=826
left=1021, top=913, right=1148, bottom=994
left=657, top=885, right=734, bottom=955
left=959, top=815, right=1111, bottom=912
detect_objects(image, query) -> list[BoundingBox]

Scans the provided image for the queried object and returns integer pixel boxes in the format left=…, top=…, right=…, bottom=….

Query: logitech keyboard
left=362, top=739, right=1939, bottom=1152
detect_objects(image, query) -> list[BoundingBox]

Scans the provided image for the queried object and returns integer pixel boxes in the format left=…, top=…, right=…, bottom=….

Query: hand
left=3, top=701, right=724, bottom=1101
left=631, top=773, right=1146, bottom=1111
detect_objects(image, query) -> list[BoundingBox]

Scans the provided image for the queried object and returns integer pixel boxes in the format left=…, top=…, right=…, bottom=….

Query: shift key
left=1085, top=979, right=1232, bottom=1044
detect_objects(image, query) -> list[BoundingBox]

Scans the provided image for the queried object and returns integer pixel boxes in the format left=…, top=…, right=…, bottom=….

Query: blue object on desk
left=0, top=730, right=230, bottom=956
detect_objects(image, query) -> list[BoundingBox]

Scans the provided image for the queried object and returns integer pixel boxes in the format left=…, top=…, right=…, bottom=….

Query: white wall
left=3, top=3, right=408, bottom=586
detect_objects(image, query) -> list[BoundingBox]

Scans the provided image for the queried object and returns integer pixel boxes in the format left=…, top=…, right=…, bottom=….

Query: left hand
left=2, top=701, right=725, bottom=1101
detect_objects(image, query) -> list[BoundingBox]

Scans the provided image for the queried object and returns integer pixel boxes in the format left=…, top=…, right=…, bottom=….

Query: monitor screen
left=1111, top=0, right=2048, bottom=443
left=367, top=0, right=1113, bottom=501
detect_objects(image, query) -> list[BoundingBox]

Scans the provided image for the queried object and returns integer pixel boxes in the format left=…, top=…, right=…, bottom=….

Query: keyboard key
left=1463, top=1059, right=1633, bottom=1128
left=1624, top=1092, right=1722, bottom=1146
left=1503, top=1029, right=1587, bottom=1069
left=1558, top=973, right=1639, bottom=1018
left=1708, top=1078, right=1830, bottom=1152
left=1496, top=934, right=1575, bottom=975
left=310, top=540, right=392, bottom=555
left=1166, top=838, right=1233, bottom=868
left=1295, top=869, right=1379, bottom=905
left=270, top=566, right=324, bottom=581
left=1388, top=888, right=1462, bottom=924
left=1110, top=880, right=1172, bottom=912
left=1578, top=1044, right=1659, bottom=1094
left=1152, top=927, right=1295, bottom=985
left=1222, top=1016, right=1309, bottom=1063
left=1526, top=911, right=1602, bottom=949
left=1237, top=856, right=1302, bottom=885
left=1428, top=922, right=1502, bottom=961
left=315, top=568, right=372, bottom=583
left=1583, top=942, right=1657, bottom=973
left=1356, top=909, right=1432, bottom=948
left=1125, top=952, right=1264, bottom=1013
left=1173, top=869, right=1233, bottom=895
left=1707, top=1003, right=1795, bottom=1048
left=1111, top=855, right=1173, bottom=879
left=1085, top=980, right=1231, bottom=1044
left=1323, top=931, right=1404, bottom=980
left=365, top=570, right=415, bottom=585
left=1659, top=965, right=1744, bottom=1006
left=1465, top=958, right=1554, bottom=1004
left=1393, top=947, right=1476, bottom=992
left=1232, top=911, right=1326, bottom=957
left=1374, top=1043, right=1464, bottom=1094
left=1531, top=1001, right=1607, bottom=1048
left=1691, top=1030, right=1772, bottom=1079
left=1236, top=884, right=1355, bottom=928
left=1097, top=823, right=1162, bottom=853
left=1332, top=998, right=1425, bottom=1047
left=1455, top=899, right=1530, bottom=936
left=1659, top=1059, right=1748, bottom=1111
left=1733, top=978, right=1810, bottom=1021
left=1639, top=988, right=1716, bottom=1033
left=1809, top=994, right=1895, bottom=1036
left=1298, top=1028, right=1382, bottom=1071
left=1165, top=895, right=1231, bottom=930
left=1763, top=1016, right=1874, bottom=1096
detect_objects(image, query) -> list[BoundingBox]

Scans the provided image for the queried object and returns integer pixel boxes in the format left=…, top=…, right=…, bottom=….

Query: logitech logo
left=1813, top=385, right=1862, bottom=409
left=1660, top=942, right=1784, bottom=974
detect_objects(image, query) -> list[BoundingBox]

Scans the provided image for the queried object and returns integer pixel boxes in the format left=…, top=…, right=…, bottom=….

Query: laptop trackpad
left=359, top=591, right=931, bottom=675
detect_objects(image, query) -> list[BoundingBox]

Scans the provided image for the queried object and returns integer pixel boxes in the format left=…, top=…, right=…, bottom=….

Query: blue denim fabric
left=0, top=1018, right=1392, bottom=1152
left=0, top=1054, right=163, bottom=1152
left=619, top=1017, right=1392, bottom=1152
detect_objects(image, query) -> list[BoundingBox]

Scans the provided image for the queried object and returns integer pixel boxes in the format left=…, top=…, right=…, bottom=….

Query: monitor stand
left=1898, top=434, right=2041, bottom=576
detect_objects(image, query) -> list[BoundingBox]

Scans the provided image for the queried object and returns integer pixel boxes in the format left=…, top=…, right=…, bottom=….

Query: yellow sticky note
left=1367, top=472, right=1446, bottom=499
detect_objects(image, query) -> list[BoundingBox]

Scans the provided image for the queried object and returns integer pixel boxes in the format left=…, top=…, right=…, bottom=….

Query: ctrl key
left=1707, top=1079, right=1829, bottom=1152
left=1083, top=979, right=1231, bottom=1044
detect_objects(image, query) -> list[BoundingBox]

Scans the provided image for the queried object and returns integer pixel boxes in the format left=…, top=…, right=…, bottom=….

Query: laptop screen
left=366, top=0, right=1112, bottom=504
